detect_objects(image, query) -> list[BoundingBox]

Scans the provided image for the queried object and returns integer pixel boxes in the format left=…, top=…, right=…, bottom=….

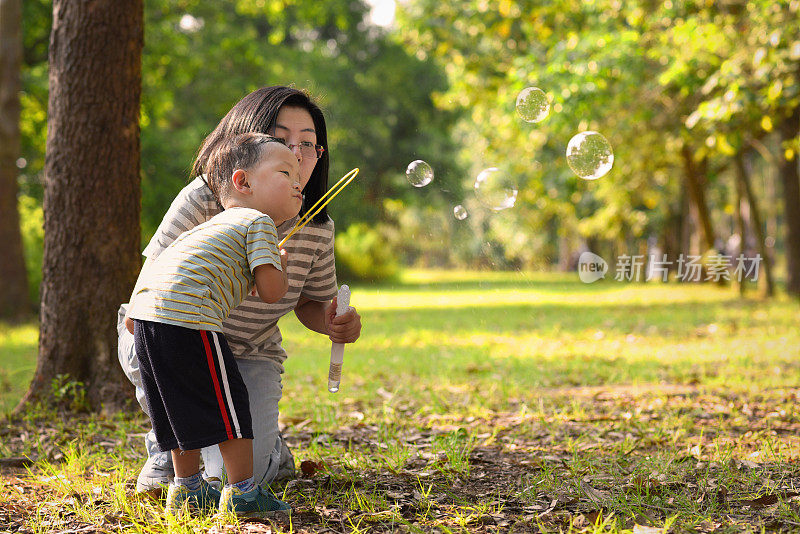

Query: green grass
left=279, top=270, right=800, bottom=424
left=0, top=322, right=37, bottom=414
left=2, top=270, right=800, bottom=532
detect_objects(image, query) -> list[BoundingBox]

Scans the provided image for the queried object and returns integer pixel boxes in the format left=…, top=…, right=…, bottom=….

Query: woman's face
left=271, top=106, right=320, bottom=190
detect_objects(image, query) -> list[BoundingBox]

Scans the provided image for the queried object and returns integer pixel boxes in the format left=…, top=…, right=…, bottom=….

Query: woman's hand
left=325, top=297, right=362, bottom=344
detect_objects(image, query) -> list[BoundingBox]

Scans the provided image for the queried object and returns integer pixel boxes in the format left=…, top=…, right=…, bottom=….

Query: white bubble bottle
left=328, top=284, right=350, bottom=393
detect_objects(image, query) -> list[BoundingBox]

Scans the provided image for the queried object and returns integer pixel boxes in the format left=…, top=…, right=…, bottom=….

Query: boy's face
left=246, top=143, right=303, bottom=224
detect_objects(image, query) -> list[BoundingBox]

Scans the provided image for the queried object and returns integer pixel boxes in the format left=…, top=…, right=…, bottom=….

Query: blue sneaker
left=219, top=485, right=291, bottom=518
left=165, top=479, right=221, bottom=516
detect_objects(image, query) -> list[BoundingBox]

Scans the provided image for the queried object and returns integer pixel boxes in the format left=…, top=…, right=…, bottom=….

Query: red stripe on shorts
left=200, top=330, right=233, bottom=440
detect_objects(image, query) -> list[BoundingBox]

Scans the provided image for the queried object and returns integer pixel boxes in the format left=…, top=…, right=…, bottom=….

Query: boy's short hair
left=204, top=132, right=285, bottom=204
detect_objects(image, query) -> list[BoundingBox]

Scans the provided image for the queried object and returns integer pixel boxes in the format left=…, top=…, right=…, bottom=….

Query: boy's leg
left=217, top=437, right=291, bottom=516
left=172, top=449, right=202, bottom=478
left=217, top=438, right=254, bottom=484
left=135, top=323, right=254, bottom=513
left=167, top=448, right=221, bottom=515
left=201, top=358, right=286, bottom=486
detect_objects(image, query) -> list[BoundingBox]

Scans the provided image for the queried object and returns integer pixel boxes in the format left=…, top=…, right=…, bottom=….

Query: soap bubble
left=516, top=87, right=550, bottom=123
left=406, top=160, right=433, bottom=187
left=453, top=205, right=468, bottom=220
left=566, top=131, right=614, bottom=180
left=474, top=168, right=518, bottom=211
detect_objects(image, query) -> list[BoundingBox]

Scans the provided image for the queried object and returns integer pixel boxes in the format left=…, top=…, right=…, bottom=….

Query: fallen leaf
left=300, top=459, right=321, bottom=477
left=746, top=493, right=779, bottom=507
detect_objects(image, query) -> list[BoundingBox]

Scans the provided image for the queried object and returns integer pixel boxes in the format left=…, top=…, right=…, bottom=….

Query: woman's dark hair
left=192, top=86, right=330, bottom=224
left=204, top=133, right=284, bottom=205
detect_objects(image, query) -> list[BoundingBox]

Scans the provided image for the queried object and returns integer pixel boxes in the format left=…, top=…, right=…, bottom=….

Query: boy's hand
left=280, top=248, right=288, bottom=272
left=324, top=299, right=362, bottom=344
left=125, top=316, right=134, bottom=335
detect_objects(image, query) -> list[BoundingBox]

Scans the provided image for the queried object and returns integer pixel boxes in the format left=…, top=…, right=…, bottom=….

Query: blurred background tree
left=0, top=0, right=29, bottom=320
left=8, top=0, right=800, bottom=302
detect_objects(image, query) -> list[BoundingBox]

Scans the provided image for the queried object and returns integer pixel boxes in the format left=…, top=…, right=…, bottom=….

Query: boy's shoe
left=219, top=485, right=291, bottom=518
left=136, top=454, right=174, bottom=496
left=165, top=480, right=222, bottom=516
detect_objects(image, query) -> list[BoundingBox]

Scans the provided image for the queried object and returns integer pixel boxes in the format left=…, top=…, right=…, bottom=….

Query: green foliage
left=16, top=0, right=799, bottom=277
left=397, top=0, right=798, bottom=270
left=18, top=0, right=50, bottom=201
left=136, top=0, right=458, bottom=243
left=49, top=374, right=90, bottom=414
left=334, top=223, right=399, bottom=282
left=17, top=195, right=43, bottom=304
left=19, top=0, right=459, bottom=250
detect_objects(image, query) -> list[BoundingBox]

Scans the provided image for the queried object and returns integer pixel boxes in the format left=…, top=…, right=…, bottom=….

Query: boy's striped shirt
left=129, top=207, right=282, bottom=332
left=136, top=177, right=338, bottom=365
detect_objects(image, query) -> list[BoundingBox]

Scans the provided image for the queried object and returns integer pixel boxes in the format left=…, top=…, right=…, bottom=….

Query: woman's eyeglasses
left=287, top=141, right=325, bottom=160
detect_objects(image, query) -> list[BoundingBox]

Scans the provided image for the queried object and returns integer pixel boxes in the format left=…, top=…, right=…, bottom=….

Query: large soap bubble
left=566, top=131, right=614, bottom=180
left=515, top=87, right=550, bottom=123
left=474, top=168, right=518, bottom=211
left=406, top=160, right=434, bottom=187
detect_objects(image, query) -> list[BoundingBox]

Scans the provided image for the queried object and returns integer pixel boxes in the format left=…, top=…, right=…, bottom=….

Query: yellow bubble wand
left=279, top=167, right=360, bottom=248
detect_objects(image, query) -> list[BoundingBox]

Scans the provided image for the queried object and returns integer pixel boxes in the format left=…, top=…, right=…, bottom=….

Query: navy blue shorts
left=133, top=320, right=253, bottom=452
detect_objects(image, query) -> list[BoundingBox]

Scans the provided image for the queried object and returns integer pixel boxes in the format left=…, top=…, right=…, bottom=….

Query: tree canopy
left=13, top=0, right=800, bottom=295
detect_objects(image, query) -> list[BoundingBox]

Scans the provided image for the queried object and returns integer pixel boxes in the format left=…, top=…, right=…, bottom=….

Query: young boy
left=125, top=132, right=303, bottom=517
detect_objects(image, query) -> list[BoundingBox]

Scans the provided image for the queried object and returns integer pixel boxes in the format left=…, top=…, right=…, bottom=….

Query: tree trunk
left=734, top=150, right=774, bottom=297
left=680, top=178, right=692, bottom=259
left=681, top=144, right=715, bottom=252
left=20, top=0, right=143, bottom=411
left=734, top=166, right=746, bottom=297
left=0, top=0, right=30, bottom=320
left=779, top=108, right=800, bottom=297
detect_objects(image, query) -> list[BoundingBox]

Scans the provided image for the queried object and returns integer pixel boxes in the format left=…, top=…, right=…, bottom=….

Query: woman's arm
left=295, top=295, right=362, bottom=343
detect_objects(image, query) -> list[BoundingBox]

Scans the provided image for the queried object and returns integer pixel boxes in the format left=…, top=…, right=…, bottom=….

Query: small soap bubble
left=453, top=205, right=468, bottom=220
left=406, top=160, right=434, bottom=187
left=516, top=87, right=550, bottom=123
left=566, top=131, right=614, bottom=180
left=474, top=168, right=518, bottom=211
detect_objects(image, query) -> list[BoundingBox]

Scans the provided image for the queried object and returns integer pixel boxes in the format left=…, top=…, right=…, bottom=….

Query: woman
left=117, top=86, right=362, bottom=494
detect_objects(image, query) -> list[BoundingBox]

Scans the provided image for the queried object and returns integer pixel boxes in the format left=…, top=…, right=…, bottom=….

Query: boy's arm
left=253, top=249, right=289, bottom=303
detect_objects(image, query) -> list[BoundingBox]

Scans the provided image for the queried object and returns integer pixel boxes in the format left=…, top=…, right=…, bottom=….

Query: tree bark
left=681, top=144, right=715, bottom=252
left=20, top=0, right=143, bottom=411
left=0, top=0, right=30, bottom=320
left=734, top=150, right=774, bottom=297
left=779, top=108, right=800, bottom=297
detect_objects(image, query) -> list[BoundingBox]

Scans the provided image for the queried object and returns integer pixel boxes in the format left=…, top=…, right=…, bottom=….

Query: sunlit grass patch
left=2, top=271, right=800, bottom=532
left=0, top=322, right=38, bottom=414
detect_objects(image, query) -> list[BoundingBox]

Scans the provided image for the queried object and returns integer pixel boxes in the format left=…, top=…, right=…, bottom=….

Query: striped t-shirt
left=128, top=207, right=282, bottom=332
left=136, top=177, right=338, bottom=365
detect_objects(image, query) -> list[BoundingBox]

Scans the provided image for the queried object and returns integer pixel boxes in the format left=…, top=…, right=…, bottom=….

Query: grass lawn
left=0, top=322, right=37, bottom=414
left=2, top=270, right=800, bottom=533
